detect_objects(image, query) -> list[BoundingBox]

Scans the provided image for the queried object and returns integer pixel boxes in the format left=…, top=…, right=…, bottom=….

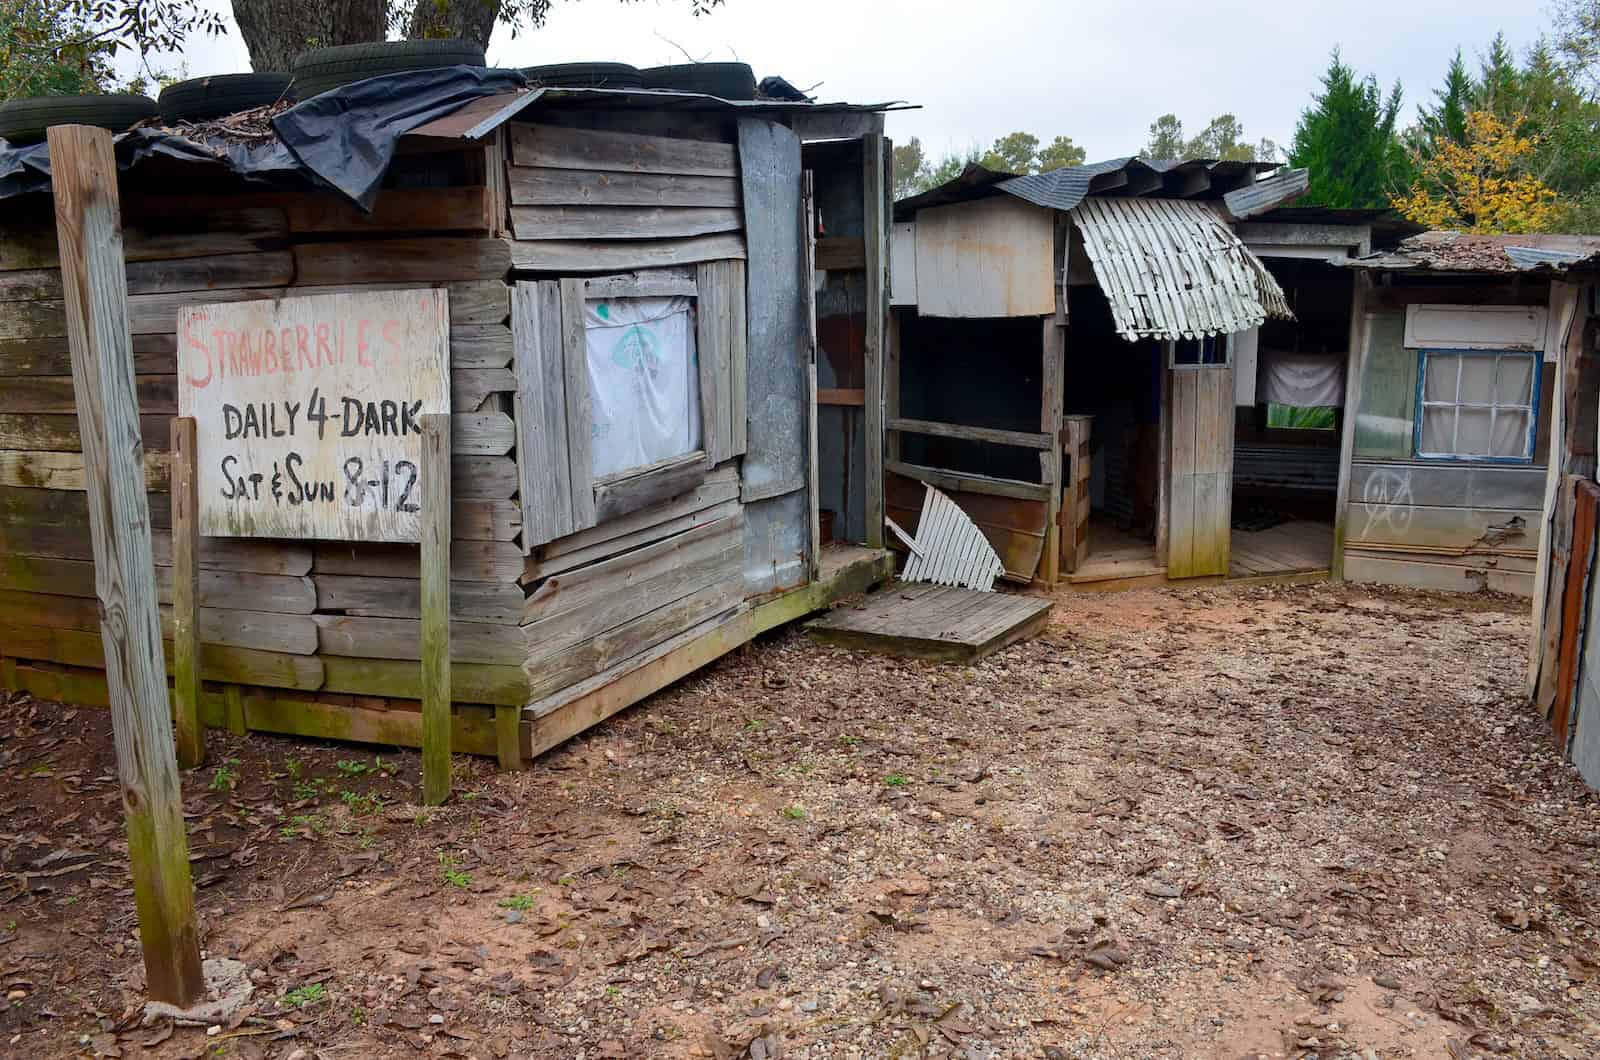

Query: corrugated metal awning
left=1070, top=196, right=1293, bottom=342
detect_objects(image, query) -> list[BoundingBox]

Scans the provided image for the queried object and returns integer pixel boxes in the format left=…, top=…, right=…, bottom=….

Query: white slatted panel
left=1070, top=196, right=1293, bottom=342
left=899, top=484, right=1004, bottom=592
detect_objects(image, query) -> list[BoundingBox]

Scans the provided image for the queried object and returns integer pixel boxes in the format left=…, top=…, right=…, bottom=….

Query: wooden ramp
left=806, top=583, right=1053, bottom=662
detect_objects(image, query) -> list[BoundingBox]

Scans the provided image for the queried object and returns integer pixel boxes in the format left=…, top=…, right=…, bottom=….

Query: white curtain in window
left=1258, top=349, right=1345, bottom=408
left=583, top=296, right=701, bottom=479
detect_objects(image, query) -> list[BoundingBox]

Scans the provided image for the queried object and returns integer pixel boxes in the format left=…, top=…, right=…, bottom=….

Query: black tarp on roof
left=0, top=66, right=528, bottom=208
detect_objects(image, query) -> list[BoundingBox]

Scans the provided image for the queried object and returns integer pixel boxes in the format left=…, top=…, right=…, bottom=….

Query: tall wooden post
left=48, top=125, right=203, bottom=1006
left=170, top=417, right=203, bottom=768
left=1039, top=318, right=1065, bottom=586
left=420, top=413, right=452, bottom=806
left=862, top=132, right=887, bottom=549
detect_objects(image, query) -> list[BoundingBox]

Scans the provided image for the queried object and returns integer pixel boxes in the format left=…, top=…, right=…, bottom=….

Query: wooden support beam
left=887, top=416, right=1052, bottom=450
left=886, top=459, right=1051, bottom=501
left=803, top=170, right=821, bottom=577
left=863, top=132, right=887, bottom=549
left=420, top=414, right=451, bottom=806
left=1039, top=319, right=1065, bottom=586
left=1331, top=273, right=1370, bottom=582
left=817, top=388, right=865, bottom=406
left=169, top=417, right=202, bottom=768
left=48, top=124, right=202, bottom=1008
left=495, top=704, right=522, bottom=771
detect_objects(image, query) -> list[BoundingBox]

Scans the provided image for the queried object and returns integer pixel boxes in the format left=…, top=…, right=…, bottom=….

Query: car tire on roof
left=522, top=62, right=642, bottom=89
left=0, top=93, right=158, bottom=145
left=290, top=39, right=487, bottom=100
left=640, top=62, right=756, bottom=101
left=158, top=73, right=294, bottom=123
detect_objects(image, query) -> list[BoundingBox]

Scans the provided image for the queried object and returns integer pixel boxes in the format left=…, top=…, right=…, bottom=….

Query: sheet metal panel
left=736, top=117, right=811, bottom=591
left=1348, top=461, right=1547, bottom=511
left=1069, top=196, right=1292, bottom=342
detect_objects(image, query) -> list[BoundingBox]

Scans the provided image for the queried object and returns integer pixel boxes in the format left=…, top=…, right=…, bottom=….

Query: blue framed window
left=1414, top=349, right=1539, bottom=463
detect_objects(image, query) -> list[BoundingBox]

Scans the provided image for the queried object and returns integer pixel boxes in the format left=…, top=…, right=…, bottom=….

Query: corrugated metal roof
left=1348, top=230, right=1600, bottom=274
left=1071, top=196, right=1293, bottom=341
left=893, top=157, right=1281, bottom=220
left=1222, top=168, right=1309, bottom=219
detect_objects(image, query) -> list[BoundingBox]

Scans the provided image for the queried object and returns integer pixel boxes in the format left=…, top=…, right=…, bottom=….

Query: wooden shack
left=1341, top=233, right=1594, bottom=599
left=0, top=86, right=897, bottom=765
left=889, top=160, right=1313, bottom=589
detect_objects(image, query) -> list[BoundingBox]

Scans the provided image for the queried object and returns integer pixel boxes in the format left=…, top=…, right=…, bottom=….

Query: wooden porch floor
left=806, top=582, right=1054, bottom=662
left=1061, top=516, right=1333, bottom=590
left=1229, top=519, right=1334, bottom=578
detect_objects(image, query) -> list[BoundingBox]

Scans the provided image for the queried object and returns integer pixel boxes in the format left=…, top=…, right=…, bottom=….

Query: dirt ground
left=3, top=580, right=1599, bottom=1060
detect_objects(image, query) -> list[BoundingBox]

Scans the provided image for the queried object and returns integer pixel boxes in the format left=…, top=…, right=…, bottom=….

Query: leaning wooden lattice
left=884, top=483, right=1005, bottom=592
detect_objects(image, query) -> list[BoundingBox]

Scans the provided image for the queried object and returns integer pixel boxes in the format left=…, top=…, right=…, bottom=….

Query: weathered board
left=806, top=583, right=1053, bottom=662
left=177, top=289, right=450, bottom=542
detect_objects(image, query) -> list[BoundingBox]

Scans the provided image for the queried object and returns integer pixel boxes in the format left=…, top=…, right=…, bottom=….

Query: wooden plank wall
left=1345, top=294, right=1561, bottom=598
left=506, top=121, right=747, bottom=273
left=0, top=179, right=531, bottom=748
left=504, top=115, right=754, bottom=721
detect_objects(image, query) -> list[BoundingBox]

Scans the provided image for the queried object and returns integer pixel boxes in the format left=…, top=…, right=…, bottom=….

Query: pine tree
left=1417, top=49, right=1472, bottom=150
left=1144, top=114, right=1185, bottom=160
left=1288, top=50, right=1410, bottom=208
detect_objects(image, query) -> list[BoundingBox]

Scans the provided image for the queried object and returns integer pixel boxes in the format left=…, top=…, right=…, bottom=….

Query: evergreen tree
left=892, top=138, right=929, bottom=200
left=1417, top=49, right=1472, bottom=150
left=1289, top=50, right=1409, bottom=208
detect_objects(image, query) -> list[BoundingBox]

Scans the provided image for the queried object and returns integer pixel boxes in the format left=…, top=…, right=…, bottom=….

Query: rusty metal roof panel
left=1348, top=230, right=1600, bottom=274
left=1070, top=195, right=1293, bottom=342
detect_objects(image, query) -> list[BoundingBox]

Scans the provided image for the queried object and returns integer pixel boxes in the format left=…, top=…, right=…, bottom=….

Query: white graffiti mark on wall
left=1362, top=469, right=1415, bottom=537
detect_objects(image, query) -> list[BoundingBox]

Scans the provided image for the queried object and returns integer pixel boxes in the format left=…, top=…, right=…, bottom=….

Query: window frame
left=565, top=272, right=716, bottom=525
left=1169, top=334, right=1230, bottom=370
left=1411, top=347, right=1540, bottom=465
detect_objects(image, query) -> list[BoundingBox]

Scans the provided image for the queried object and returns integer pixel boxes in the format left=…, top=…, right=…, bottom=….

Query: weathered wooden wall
left=0, top=106, right=889, bottom=761
left=0, top=171, right=529, bottom=752
left=1343, top=287, right=1557, bottom=596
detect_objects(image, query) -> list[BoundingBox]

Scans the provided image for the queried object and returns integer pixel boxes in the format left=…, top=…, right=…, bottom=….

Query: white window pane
left=1458, top=356, right=1495, bottom=404
left=1456, top=408, right=1493, bottom=456
left=584, top=297, right=701, bottom=479
left=1425, top=354, right=1458, bottom=401
left=1496, top=355, right=1535, bottom=405
left=1419, top=408, right=1455, bottom=453
left=1491, top=410, right=1531, bottom=457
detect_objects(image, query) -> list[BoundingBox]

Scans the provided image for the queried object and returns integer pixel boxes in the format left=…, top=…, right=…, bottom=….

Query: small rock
left=1373, top=974, right=1401, bottom=990
left=799, top=998, right=819, bottom=1013
left=504, top=910, right=523, bottom=924
left=429, top=1014, right=445, bottom=1025
left=206, top=1026, right=221, bottom=1037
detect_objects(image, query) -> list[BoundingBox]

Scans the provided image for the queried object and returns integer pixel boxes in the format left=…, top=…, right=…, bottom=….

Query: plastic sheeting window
left=1260, top=349, right=1345, bottom=432
left=1415, top=349, right=1538, bottom=462
left=584, top=296, right=701, bottom=479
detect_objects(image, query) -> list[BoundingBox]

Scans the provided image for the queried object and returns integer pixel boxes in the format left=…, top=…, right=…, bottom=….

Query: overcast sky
left=156, top=0, right=1552, bottom=162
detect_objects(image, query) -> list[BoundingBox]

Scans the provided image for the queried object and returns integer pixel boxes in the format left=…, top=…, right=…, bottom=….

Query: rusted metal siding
left=1070, top=196, right=1292, bottom=342
left=910, top=197, right=1056, bottom=318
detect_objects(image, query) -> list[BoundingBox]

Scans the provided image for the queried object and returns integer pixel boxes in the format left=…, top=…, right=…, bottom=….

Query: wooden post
left=47, top=125, right=203, bottom=1007
left=169, top=417, right=203, bottom=768
left=802, top=170, right=821, bottom=579
left=494, top=705, right=522, bottom=771
left=862, top=132, right=887, bottom=549
left=1039, top=318, right=1065, bottom=586
left=1330, top=273, right=1371, bottom=582
left=420, top=413, right=452, bottom=806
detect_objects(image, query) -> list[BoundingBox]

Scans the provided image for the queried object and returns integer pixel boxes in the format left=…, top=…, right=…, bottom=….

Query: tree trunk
left=232, top=0, right=389, bottom=72
left=406, top=0, right=505, bottom=54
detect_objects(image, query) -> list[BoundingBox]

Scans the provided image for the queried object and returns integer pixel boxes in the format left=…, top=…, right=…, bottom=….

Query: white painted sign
left=177, top=289, right=450, bottom=543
